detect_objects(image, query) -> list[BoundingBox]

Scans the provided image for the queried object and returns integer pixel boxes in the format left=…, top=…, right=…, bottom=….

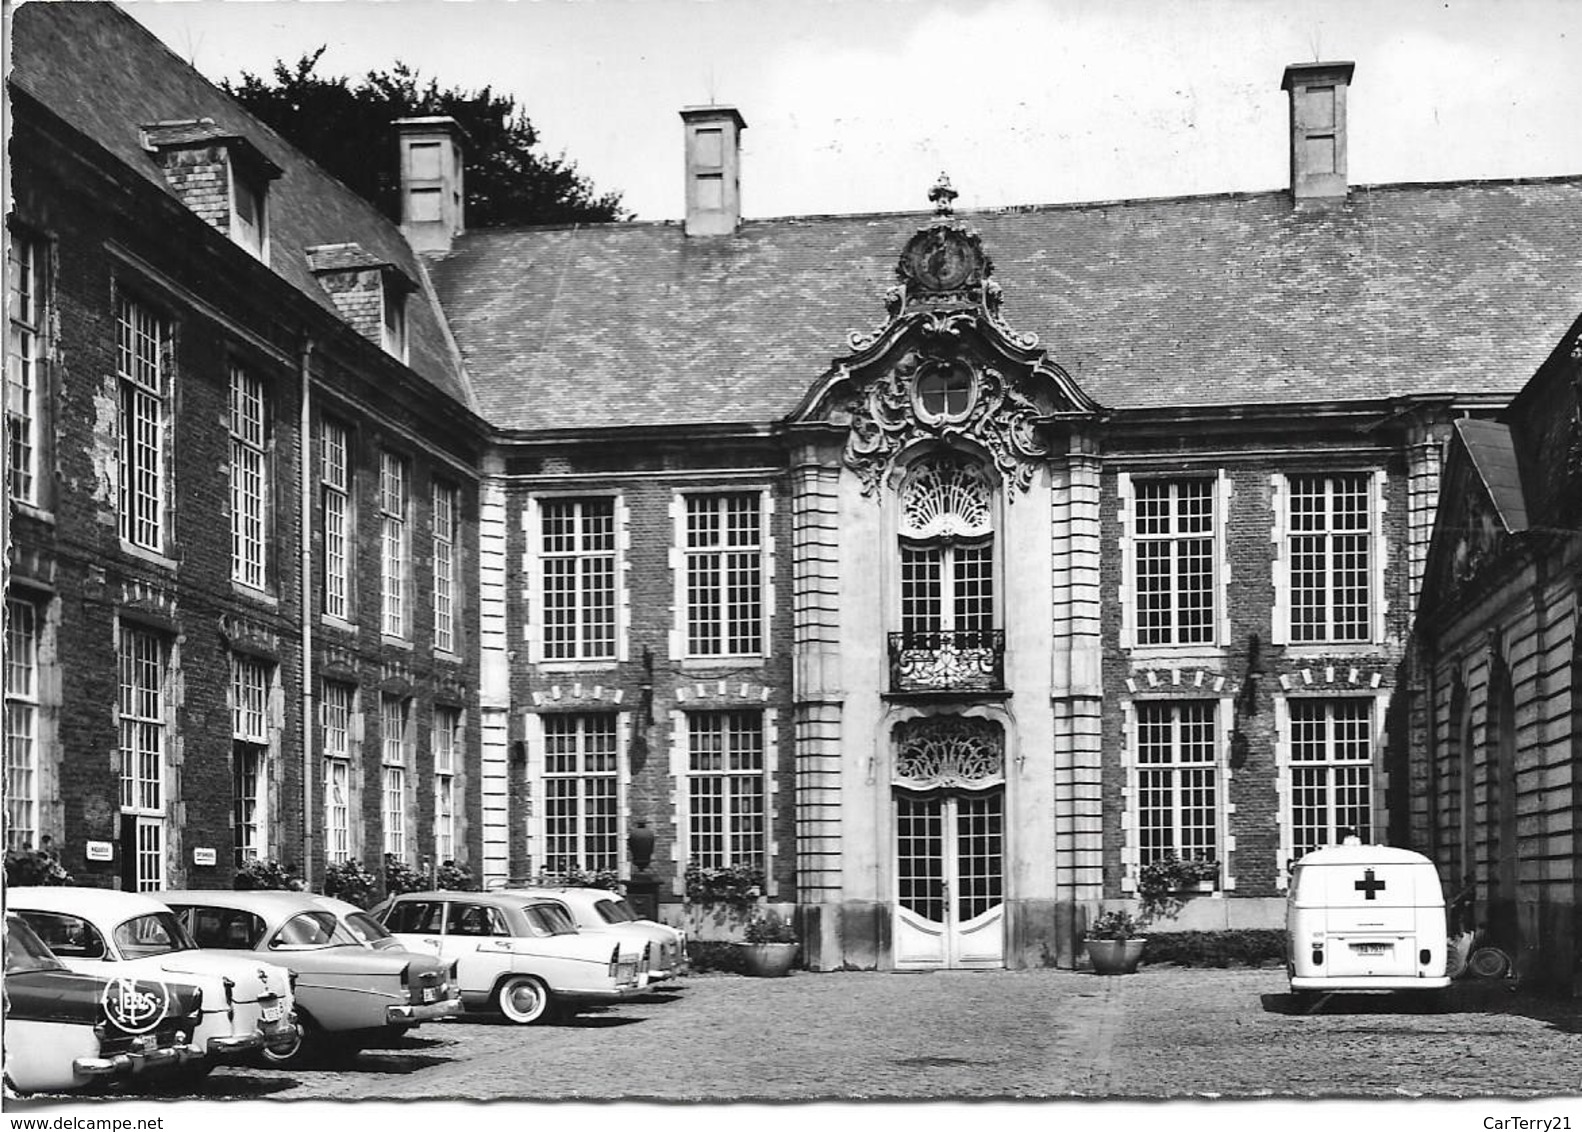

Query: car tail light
left=288, top=968, right=300, bottom=993
left=608, top=944, right=621, bottom=978
left=1311, top=946, right=1323, bottom=966
left=223, top=975, right=236, bottom=1020
left=1420, top=949, right=1432, bottom=966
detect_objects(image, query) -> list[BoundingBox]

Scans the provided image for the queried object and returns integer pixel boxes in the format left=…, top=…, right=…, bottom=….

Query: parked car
left=9, top=886, right=299, bottom=1076
left=304, top=893, right=405, bottom=951
left=375, top=890, right=643, bottom=1024
left=157, top=890, right=461, bottom=1063
left=506, top=886, right=688, bottom=983
left=3, top=913, right=204, bottom=1094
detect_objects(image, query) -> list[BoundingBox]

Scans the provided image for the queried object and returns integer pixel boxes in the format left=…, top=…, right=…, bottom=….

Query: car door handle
left=422, top=938, right=440, bottom=948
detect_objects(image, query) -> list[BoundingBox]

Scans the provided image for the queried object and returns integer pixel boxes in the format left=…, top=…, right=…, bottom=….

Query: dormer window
left=141, top=120, right=280, bottom=260
left=914, top=360, right=976, bottom=425
left=231, top=171, right=266, bottom=259
left=381, top=284, right=407, bottom=362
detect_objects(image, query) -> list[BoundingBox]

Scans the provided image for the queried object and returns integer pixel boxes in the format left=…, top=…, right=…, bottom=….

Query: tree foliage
left=226, top=49, right=627, bottom=228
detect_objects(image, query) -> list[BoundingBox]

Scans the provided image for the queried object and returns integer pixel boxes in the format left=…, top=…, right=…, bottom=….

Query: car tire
left=495, top=975, right=553, bottom=1025
left=258, top=1015, right=313, bottom=1067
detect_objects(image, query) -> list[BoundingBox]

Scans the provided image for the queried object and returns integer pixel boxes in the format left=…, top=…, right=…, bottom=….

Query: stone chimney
left=680, top=106, right=746, bottom=237
left=395, top=116, right=465, bottom=253
left=1281, top=62, right=1355, bottom=206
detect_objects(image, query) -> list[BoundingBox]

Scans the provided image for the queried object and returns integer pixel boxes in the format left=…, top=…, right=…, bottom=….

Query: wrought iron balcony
left=887, top=629, right=1006, bottom=694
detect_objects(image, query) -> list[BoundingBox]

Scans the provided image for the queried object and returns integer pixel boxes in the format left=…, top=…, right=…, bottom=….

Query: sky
left=115, top=0, right=1582, bottom=224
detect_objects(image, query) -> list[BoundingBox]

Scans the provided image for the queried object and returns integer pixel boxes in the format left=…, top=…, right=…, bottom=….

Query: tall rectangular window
left=687, top=711, right=765, bottom=872
left=232, top=657, right=270, bottom=865
left=1135, top=701, right=1219, bottom=866
left=541, top=714, right=619, bottom=874
left=7, top=233, right=43, bottom=506
left=119, top=626, right=164, bottom=891
left=541, top=498, right=616, bottom=661
left=380, top=451, right=409, bottom=638
left=229, top=365, right=268, bottom=590
left=5, top=597, right=40, bottom=850
left=685, top=493, right=763, bottom=657
left=900, top=541, right=993, bottom=635
left=1134, top=479, right=1215, bottom=646
left=116, top=297, right=166, bottom=552
left=433, top=482, right=457, bottom=653
left=320, top=418, right=352, bottom=621
left=322, top=681, right=353, bottom=865
left=1288, top=474, right=1372, bottom=643
left=381, top=695, right=410, bottom=860
left=433, top=706, right=460, bottom=863
left=1289, top=698, right=1374, bottom=858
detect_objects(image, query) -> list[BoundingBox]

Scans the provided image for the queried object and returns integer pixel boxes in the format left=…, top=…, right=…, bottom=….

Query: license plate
left=1352, top=942, right=1392, bottom=955
left=422, top=987, right=438, bottom=1004
left=260, top=1003, right=284, bottom=1023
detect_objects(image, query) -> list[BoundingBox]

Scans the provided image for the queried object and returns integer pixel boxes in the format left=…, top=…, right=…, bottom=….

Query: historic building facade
left=8, top=4, right=1580, bottom=972
left=6, top=3, right=488, bottom=893
left=1412, top=313, right=1582, bottom=990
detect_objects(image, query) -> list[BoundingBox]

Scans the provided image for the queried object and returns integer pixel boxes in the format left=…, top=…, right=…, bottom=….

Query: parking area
left=167, top=966, right=1582, bottom=1102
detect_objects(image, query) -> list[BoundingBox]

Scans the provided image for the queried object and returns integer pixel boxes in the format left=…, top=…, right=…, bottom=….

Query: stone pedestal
left=626, top=871, right=660, bottom=922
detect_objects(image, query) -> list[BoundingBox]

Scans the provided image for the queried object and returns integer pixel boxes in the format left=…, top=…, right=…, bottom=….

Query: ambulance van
left=1286, top=842, right=1450, bottom=993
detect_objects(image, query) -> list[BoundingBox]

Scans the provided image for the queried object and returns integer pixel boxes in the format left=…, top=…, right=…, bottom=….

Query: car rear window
left=5, top=916, right=67, bottom=974
left=113, top=912, right=192, bottom=959
left=595, top=898, right=637, bottom=924
left=184, top=907, right=267, bottom=949
left=17, top=910, right=108, bottom=960
left=344, top=911, right=395, bottom=945
left=270, top=911, right=354, bottom=948
left=521, top=904, right=577, bottom=936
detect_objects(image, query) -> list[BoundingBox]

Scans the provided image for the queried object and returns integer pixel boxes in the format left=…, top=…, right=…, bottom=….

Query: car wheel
left=258, top=1015, right=312, bottom=1067
left=495, top=975, right=553, bottom=1025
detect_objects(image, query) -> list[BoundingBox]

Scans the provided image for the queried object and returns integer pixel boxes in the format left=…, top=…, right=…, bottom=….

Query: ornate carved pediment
left=1448, top=487, right=1507, bottom=598
left=892, top=714, right=1004, bottom=790
left=822, top=175, right=1097, bottom=498
left=844, top=345, right=1051, bottom=496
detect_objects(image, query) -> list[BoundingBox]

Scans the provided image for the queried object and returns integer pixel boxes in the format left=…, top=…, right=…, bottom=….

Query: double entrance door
left=893, top=788, right=1005, bottom=969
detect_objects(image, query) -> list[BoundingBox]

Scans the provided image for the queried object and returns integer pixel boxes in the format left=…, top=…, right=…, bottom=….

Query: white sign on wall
left=85, top=841, right=113, bottom=862
left=192, top=847, right=217, bottom=866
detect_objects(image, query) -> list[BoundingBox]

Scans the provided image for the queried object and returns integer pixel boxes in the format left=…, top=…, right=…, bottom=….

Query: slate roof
left=430, top=181, right=1582, bottom=433
left=1452, top=419, right=1530, bottom=533
left=11, top=2, right=472, bottom=408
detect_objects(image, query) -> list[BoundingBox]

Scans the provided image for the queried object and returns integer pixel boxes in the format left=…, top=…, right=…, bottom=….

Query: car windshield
left=114, top=912, right=195, bottom=959
left=269, top=911, right=358, bottom=949
left=343, top=911, right=395, bottom=945
left=5, top=916, right=67, bottom=974
left=521, top=904, right=578, bottom=937
left=594, top=898, right=638, bottom=924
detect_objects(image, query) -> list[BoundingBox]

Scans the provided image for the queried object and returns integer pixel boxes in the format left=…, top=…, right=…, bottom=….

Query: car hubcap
left=510, top=985, right=541, bottom=1015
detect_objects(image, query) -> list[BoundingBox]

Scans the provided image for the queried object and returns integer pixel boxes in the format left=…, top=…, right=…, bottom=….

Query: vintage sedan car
left=3, top=914, right=204, bottom=1094
left=9, top=886, right=299, bottom=1073
left=157, top=890, right=461, bottom=1062
left=376, top=890, right=642, bottom=1024
left=506, top=886, right=688, bottom=983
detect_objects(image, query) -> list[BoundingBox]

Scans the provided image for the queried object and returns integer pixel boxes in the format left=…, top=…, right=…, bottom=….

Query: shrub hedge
left=1142, top=929, right=1288, bottom=968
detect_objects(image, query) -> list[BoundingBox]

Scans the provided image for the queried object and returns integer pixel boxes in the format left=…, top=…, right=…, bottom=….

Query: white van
left=1286, top=842, right=1450, bottom=993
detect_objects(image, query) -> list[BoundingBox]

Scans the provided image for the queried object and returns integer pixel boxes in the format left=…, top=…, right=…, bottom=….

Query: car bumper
left=73, top=1043, right=201, bottom=1077
left=385, top=995, right=464, bottom=1025
left=1290, top=975, right=1451, bottom=991
left=205, top=1031, right=264, bottom=1057
left=558, top=984, right=642, bottom=1006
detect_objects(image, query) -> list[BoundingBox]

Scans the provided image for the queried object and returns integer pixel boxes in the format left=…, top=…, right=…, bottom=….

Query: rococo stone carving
left=844, top=347, right=1049, bottom=496
left=892, top=715, right=1005, bottom=790
left=900, top=455, right=993, bottom=538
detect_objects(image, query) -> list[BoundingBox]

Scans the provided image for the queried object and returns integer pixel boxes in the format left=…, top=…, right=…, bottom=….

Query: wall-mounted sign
left=192, top=847, right=217, bottom=867
left=85, top=840, right=113, bottom=862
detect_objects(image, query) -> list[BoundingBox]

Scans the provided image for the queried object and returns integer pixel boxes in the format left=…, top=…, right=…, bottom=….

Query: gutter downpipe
left=299, top=336, right=316, bottom=889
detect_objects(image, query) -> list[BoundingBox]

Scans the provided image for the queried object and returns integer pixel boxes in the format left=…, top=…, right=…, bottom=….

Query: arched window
left=898, top=455, right=994, bottom=636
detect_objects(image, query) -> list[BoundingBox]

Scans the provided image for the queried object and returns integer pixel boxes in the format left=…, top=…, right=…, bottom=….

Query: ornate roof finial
left=929, top=172, right=958, bottom=217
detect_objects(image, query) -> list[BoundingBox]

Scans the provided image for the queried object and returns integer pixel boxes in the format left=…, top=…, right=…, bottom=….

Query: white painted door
left=894, top=789, right=1005, bottom=969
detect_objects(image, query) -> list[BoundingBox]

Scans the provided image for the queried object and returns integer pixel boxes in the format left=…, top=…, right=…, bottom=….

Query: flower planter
left=739, top=941, right=799, bottom=977
left=1085, top=937, right=1147, bottom=975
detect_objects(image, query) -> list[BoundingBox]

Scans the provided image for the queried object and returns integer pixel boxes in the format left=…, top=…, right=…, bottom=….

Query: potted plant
left=739, top=913, right=799, bottom=977
left=1084, top=909, right=1147, bottom=975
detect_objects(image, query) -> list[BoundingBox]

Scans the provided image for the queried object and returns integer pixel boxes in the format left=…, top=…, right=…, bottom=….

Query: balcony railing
left=887, top=629, right=1006, bottom=694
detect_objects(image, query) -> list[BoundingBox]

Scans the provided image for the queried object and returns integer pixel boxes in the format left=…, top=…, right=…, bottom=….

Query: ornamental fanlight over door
left=891, top=716, right=1006, bottom=970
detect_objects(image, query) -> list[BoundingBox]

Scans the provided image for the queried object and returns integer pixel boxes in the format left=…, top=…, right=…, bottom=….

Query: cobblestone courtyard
left=161, top=966, right=1582, bottom=1102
